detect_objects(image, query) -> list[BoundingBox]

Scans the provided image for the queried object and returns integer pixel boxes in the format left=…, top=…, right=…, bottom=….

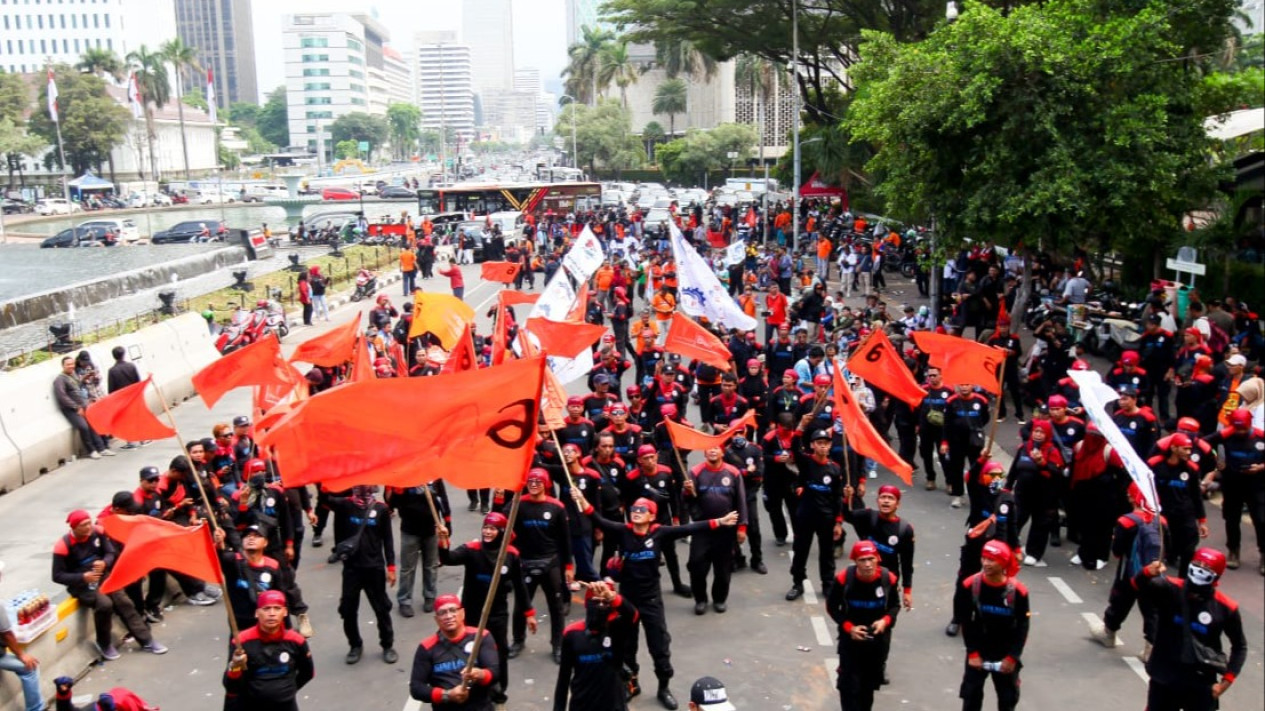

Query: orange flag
left=256, top=356, right=545, bottom=492
left=832, top=366, right=913, bottom=485
left=744, top=207, right=757, bottom=228
left=84, top=377, right=176, bottom=442
left=911, top=332, right=1006, bottom=394
left=408, top=291, right=475, bottom=348
left=350, top=335, right=376, bottom=383
left=500, top=290, right=539, bottom=307
left=289, top=314, right=361, bottom=367
left=192, top=335, right=297, bottom=409
left=492, top=298, right=512, bottom=366
left=253, top=363, right=305, bottom=419
left=99, top=516, right=221, bottom=594
left=664, top=312, right=732, bottom=370
left=481, top=261, right=522, bottom=283
left=525, top=318, right=606, bottom=358
left=665, top=411, right=756, bottom=451
left=846, top=331, right=927, bottom=409
left=540, top=367, right=568, bottom=430
left=441, top=323, right=478, bottom=373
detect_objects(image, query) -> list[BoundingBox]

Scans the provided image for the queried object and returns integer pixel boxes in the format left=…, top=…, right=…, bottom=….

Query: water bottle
left=981, top=661, right=1003, bottom=673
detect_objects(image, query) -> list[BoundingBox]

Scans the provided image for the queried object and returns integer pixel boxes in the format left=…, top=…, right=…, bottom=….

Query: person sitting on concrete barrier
left=52, top=356, right=113, bottom=460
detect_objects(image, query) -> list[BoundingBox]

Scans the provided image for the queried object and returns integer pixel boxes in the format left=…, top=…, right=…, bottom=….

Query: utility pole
left=791, top=1, right=801, bottom=256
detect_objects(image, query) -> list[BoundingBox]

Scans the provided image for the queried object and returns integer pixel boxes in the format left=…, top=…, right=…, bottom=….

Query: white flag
left=562, top=225, right=605, bottom=283
left=46, top=69, right=59, bottom=123
left=1067, top=369, right=1162, bottom=514
left=126, top=72, right=143, bottom=120
left=668, top=222, right=758, bottom=332
left=206, top=68, right=217, bottom=124
left=530, top=269, right=578, bottom=322
left=725, top=239, right=746, bottom=267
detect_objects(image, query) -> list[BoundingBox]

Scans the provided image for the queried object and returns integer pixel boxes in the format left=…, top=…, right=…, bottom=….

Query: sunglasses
left=435, top=607, right=462, bottom=618
left=629, top=506, right=650, bottom=514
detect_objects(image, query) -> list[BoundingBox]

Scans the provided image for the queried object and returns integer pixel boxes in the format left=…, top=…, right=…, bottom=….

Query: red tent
left=798, top=172, right=848, bottom=210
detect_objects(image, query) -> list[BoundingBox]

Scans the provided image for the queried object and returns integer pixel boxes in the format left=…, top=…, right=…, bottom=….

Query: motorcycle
left=350, top=270, right=378, bottom=302
left=255, top=298, right=289, bottom=340
left=215, top=306, right=256, bottom=354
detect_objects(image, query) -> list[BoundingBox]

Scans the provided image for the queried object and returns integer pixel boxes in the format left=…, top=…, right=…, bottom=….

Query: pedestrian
left=723, top=432, right=767, bottom=574
left=327, top=486, right=398, bottom=665
left=946, top=460, right=1021, bottom=637
left=1204, top=408, right=1265, bottom=575
left=917, top=367, right=953, bottom=490
left=401, top=245, right=418, bottom=296
left=1148, top=434, right=1208, bottom=574
left=308, top=266, right=329, bottom=322
left=297, top=271, right=312, bottom=326
left=1089, top=483, right=1167, bottom=654
left=684, top=445, right=748, bottom=614
left=842, top=484, right=916, bottom=610
left=437, top=257, right=465, bottom=300
left=408, top=594, right=500, bottom=709
left=387, top=483, right=450, bottom=618
left=1010, top=419, right=1065, bottom=568
left=942, top=382, right=989, bottom=509
left=0, top=560, right=43, bottom=711
left=553, top=580, right=640, bottom=711
left=52, top=356, right=112, bottom=459
left=1131, top=549, right=1247, bottom=711
left=51, top=510, right=167, bottom=660
left=828, top=541, right=902, bottom=711
left=222, top=590, right=314, bottom=711
left=688, top=676, right=737, bottom=711
left=507, top=469, right=571, bottom=664
left=786, top=430, right=844, bottom=601
left=106, top=346, right=146, bottom=449
left=953, top=540, right=1028, bottom=711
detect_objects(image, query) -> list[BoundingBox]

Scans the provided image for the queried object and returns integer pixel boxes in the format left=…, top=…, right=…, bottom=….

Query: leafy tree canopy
left=330, top=112, right=389, bottom=155
left=29, top=66, right=129, bottom=175
left=256, top=87, right=289, bottom=149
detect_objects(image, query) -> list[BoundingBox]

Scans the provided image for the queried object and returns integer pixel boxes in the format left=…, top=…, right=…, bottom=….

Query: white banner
left=562, top=225, right=605, bottom=283
left=529, top=270, right=578, bottom=322
left=669, top=222, right=758, bottom=332
left=725, top=240, right=746, bottom=267
left=1068, top=370, right=1162, bottom=514
left=549, top=348, right=594, bottom=385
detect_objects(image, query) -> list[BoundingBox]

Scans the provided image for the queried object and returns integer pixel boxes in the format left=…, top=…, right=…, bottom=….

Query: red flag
left=665, top=411, right=756, bottom=451
left=256, top=356, right=545, bottom=492
left=664, top=312, right=732, bottom=370
left=491, top=298, right=512, bottom=366
left=253, top=363, right=304, bottom=418
left=540, top=366, right=568, bottom=430
left=833, top=367, right=913, bottom=485
left=289, top=314, right=361, bottom=366
left=99, top=516, right=221, bottom=594
left=846, top=331, right=927, bottom=409
left=192, top=335, right=297, bottom=409
left=441, top=323, right=478, bottom=373
left=500, top=290, right=539, bottom=307
left=998, top=293, right=1010, bottom=326
left=705, top=230, right=727, bottom=248
left=911, top=332, right=1006, bottom=394
left=744, top=207, right=757, bottom=228
left=481, top=261, right=522, bottom=283
left=408, top=291, right=475, bottom=348
left=84, top=377, right=175, bottom=441
left=349, top=335, right=376, bottom=383
left=525, top=318, right=606, bottom=358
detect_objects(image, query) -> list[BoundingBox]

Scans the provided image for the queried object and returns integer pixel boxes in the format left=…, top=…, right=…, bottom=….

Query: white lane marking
left=811, top=616, right=834, bottom=647
left=1048, top=577, right=1083, bottom=604
left=1123, top=656, right=1149, bottom=683
left=403, top=698, right=422, bottom=711
left=802, top=579, right=818, bottom=606
left=823, top=658, right=836, bottom=682
left=473, top=288, right=500, bottom=313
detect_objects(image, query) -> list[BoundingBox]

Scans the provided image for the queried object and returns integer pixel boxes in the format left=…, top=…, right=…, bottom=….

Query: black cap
left=242, top=524, right=267, bottom=538
left=112, top=491, right=138, bottom=511
left=811, top=429, right=833, bottom=442
left=690, top=677, right=736, bottom=710
left=1117, top=384, right=1139, bottom=396
left=139, top=466, right=160, bottom=481
left=233, top=415, right=251, bottom=427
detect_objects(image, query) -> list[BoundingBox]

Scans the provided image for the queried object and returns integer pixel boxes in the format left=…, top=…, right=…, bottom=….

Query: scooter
left=350, top=271, right=378, bottom=302
left=215, top=307, right=256, bottom=354
left=256, top=299, right=289, bottom=340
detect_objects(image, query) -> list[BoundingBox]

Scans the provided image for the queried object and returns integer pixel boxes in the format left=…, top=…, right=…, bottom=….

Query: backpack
left=1206, top=321, right=1229, bottom=357
left=834, top=565, right=894, bottom=621
left=969, top=573, right=1016, bottom=615
left=1125, top=513, right=1163, bottom=577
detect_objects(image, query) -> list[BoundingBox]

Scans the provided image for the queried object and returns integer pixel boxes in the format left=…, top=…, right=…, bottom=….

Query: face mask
left=584, top=600, right=611, bottom=635
left=249, top=474, right=267, bottom=491
left=1187, top=564, right=1217, bottom=587
left=988, top=478, right=1005, bottom=495
left=732, top=437, right=748, bottom=449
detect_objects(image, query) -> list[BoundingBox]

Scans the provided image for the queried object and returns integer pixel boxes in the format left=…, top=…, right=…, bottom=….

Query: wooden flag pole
left=549, top=430, right=578, bottom=490
left=463, top=477, right=525, bottom=674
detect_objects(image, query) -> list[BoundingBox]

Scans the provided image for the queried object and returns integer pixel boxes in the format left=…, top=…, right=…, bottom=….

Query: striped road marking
left=1048, top=576, right=1084, bottom=604
left=802, top=579, right=818, bottom=606
left=811, top=616, right=834, bottom=647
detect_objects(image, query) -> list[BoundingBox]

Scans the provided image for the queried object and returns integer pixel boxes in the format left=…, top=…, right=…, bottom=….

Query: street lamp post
left=559, top=94, right=579, bottom=172
left=791, top=0, right=801, bottom=256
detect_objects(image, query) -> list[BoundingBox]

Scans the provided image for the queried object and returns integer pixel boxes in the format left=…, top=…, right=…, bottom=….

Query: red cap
left=981, top=540, right=1014, bottom=568
left=1230, top=409, right=1252, bottom=427
left=1185, top=326, right=1203, bottom=340
left=1177, top=417, right=1201, bottom=433
left=660, top=403, right=678, bottom=418
left=257, top=590, right=287, bottom=608
left=1030, top=419, right=1053, bottom=438
left=244, top=458, right=268, bottom=475
left=66, top=509, right=91, bottom=527
left=850, top=540, right=880, bottom=561
left=434, top=594, right=463, bottom=612
left=1169, top=433, right=1193, bottom=447
left=562, top=443, right=581, bottom=455
left=1191, top=547, right=1227, bottom=577
left=876, top=485, right=902, bottom=501
left=746, top=358, right=761, bottom=369
left=1120, top=351, right=1140, bottom=365
left=566, top=395, right=585, bottom=407
left=626, top=385, right=642, bottom=397
left=1070, top=360, right=1090, bottom=371
left=981, top=460, right=1006, bottom=477
left=813, top=373, right=832, bottom=386
left=783, top=369, right=798, bottom=380
left=1047, top=395, right=1068, bottom=408
left=631, top=497, right=658, bottom=517
left=1126, top=482, right=1153, bottom=512
left=483, top=512, right=508, bottom=530
left=526, top=468, right=552, bottom=488
left=637, top=444, right=657, bottom=458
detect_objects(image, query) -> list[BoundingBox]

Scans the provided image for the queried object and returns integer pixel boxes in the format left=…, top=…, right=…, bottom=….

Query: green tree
left=126, top=45, right=170, bottom=180
left=709, top=123, right=758, bottom=163
left=335, top=139, right=360, bottom=160
left=653, top=38, right=718, bottom=81
left=652, top=78, right=688, bottom=138
left=597, top=41, right=641, bottom=108
left=642, top=121, right=665, bottom=161
left=657, top=130, right=719, bottom=185
left=0, top=71, right=28, bottom=124
left=75, top=48, right=126, bottom=82
left=161, top=37, right=202, bottom=179
left=256, top=87, right=290, bottom=149
left=329, top=112, right=389, bottom=158
left=847, top=0, right=1236, bottom=292
left=563, top=25, right=616, bottom=105
left=228, top=101, right=261, bottom=128
left=181, top=86, right=209, bottom=112
left=218, top=143, right=241, bottom=170
left=386, top=103, right=422, bottom=160
left=554, top=99, right=644, bottom=177
left=0, top=118, right=47, bottom=187
left=29, top=67, right=129, bottom=176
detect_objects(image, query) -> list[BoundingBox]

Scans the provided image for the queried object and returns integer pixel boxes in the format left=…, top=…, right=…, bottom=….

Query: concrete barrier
left=0, top=352, right=85, bottom=482
left=0, top=422, right=22, bottom=494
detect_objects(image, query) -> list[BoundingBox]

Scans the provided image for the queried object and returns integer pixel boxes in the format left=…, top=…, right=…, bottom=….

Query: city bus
left=416, top=182, right=602, bottom=217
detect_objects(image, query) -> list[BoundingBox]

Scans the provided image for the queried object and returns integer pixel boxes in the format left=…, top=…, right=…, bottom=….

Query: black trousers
left=1070, top=478, right=1118, bottom=566
left=224, top=697, right=299, bottom=711
left=895, top=423, right=917, bottom=470
left=625, top=592, right=673, bottom=681
left=734, top=483, right=764, bottom=565
left=960, top=660, right=1021, bottom=711
left=338, top=566, right=393, bottom=649
left=1103, top=575, right=1157, bottom=642
left=688, top=528, right=737, bottom=604
left=1145, top=676, right=1217, bottom=711
left=996, top=369, right=1024, bottom=420
left=946, top=442, right=983, bottom=497
left=763, top=476, right=797, bottom=542
left=919, top=426, right=947, bottom=482
left=1166, top=519, right=1200, bottom=575
left=837, top=637, right=890, bottom=711
left=790, top=512, right=838, bottom=590
left=1221, top=476, right=1265, bottom=555
left=126, top=569, right=204, bottom=612
left=77, top=589, right=150, bottom=648
left=513, top=559, right=566, bottom=649
left=697, top=384, right=721, bottom=426
left=467, top=488, right=491, bottom=507
left=487, top=613, right=510, bottom=703
left=1015, top=471, right=1057, bottom=562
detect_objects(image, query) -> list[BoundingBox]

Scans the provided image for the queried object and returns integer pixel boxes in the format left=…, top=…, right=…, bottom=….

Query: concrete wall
left=0, top=312, right=219, bottom=491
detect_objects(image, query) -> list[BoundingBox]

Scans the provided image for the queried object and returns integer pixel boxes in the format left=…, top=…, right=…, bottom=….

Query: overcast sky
left=251, top=0, right=568, bottom=102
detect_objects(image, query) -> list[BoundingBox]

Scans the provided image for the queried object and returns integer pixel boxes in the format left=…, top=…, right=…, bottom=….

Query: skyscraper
left=0, top=0, right=176, bottom=74
left=414, top=31, right=475, bottom=139
left=461, top=0, right=514, bottom=96
left=565, top=0, right=603, bottom=46
left=174, top=0, right=258, bottom=109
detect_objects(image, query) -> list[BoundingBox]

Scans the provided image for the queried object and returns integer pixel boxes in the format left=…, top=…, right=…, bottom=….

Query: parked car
left=357, top=182, right=380, bottom=196
left=451, top=220, right=489, bottom=262
left=2, top=198, right=33, bottom=214
left=379, top=186, right=417, bottom=199
left=321, top=187, right=359, bottom=201
left=40, top=225, right=111, bottom=248
left=151, top=220, right=229, bottom=244
left=34, top=198, right=82, bottom=215
left=78, top=218, right=141, bottom=244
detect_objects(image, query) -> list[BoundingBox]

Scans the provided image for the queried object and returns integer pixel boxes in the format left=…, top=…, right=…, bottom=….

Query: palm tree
left=653, top=39, right=718, bottom=81
left=652, top=78, right=688, bottom=138
left=76, top=48, right=125, bottom=83
left=596, top=41, right=640, bottom=109
left=126, top=45, right=170, bottom=181
left=160, top=38, right=201, bottom=179
left=562, top=25, right=615, bottom=105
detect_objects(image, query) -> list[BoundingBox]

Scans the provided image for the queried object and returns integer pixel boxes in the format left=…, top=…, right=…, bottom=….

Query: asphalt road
left=48, top=264, right=1264, bottom=711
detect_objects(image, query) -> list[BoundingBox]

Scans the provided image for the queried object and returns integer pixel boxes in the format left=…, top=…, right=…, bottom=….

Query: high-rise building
left=383, top=46, right=415, bottom=107
left=414, top=31, right=475, bottom=139
left=0, top=0, right=176, bottom=74
left=174, top=0, right=257, bottom=110
left=461, top=0, right=514, bottom=98
left=564, top=0, right=604, bottom=46
left=283, top=13, right=391, bottom=156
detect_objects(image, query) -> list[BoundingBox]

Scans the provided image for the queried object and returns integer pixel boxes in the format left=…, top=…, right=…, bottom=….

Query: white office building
left=282, top=12, right=391, bottom=158
left=383, top=45, right=415, bottom=107
left=414, top=31, right=475, bottom=139
left=564, top=0, right=605, bottom=46
left=461, top=0, right=514, bottom=122
left=0, top=0, right=177, bottom=74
